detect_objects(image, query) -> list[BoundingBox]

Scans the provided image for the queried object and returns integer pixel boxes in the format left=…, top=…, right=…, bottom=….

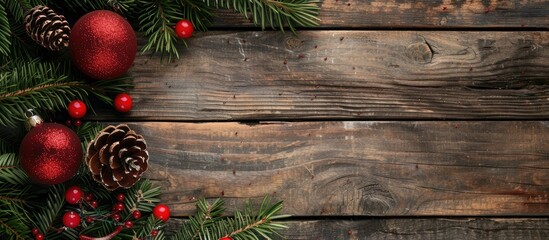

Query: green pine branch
left=0, top=1, right=11, bottom=57
left=0, top=199, right=30, bottom=240
left=30, top=184, right=66, bottom=237
left=171, top=196, right=288, bottom=240
left=0, top=153, right=28, bottom=185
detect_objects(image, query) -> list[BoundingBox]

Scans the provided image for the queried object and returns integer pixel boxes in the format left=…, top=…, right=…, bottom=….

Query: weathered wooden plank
left=166, top=218, right=549, bottom=239
left=212, top=0, right=549, bottom=28
left=97, top=31, right=549, bottom=121
left=279, top=219, right=549, bottom=240
left=135, top=121, right=549, bottom=216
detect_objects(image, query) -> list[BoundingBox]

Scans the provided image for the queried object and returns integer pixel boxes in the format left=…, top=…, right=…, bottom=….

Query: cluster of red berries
left=66, top=93, right=133, bottom=126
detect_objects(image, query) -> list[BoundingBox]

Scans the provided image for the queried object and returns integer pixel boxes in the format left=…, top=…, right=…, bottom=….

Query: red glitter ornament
left=19, top=110, right=82, bottom=185
left=70, top=10, right=137, bottom=80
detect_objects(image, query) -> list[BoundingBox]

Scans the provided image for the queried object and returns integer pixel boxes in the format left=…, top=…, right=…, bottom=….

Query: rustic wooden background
left=96, top=0, right=549, bottom=239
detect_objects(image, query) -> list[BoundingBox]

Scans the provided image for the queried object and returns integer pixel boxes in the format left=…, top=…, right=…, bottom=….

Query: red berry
left=114, top=93, right=133, bottom=113
left=86, top=216, right=94, bottom=223
left=116, top=193, right=125, bottom=202
left=219, top=237, right=232, bottom=240
left=62, top=211, right=81, bottom=228
left=74, top=119, right=82, bottom=127
left=35, top=233, right=44, bottom=240
left=65, top=119, right=72, bottom=126
left=132, top=210, right=142, bottom=219
left=152, top=204, right=170, bottom=222
left=175, top=19, right=194, bottom=39
left=32, top=228, right=40, bottom=235
left=84, top=193, right=94, bottom=202
left=124, top=220, right=133, bottom=229
left=112, top=213, right=121, bottom=222
left=65, top=186, right=83, bottom=205
left=113, top=202, right=125, bottom=212
left=90, top=200, right=98, bottom=209
left=150, top=229, right=159, bottom=237
left=67, top=100, right=87, bottom=119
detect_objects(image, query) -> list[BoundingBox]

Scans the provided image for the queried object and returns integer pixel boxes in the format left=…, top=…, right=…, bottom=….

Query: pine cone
left=24, top=5, right=70, bottom=51
left=86, top=124, right=149, bottom=191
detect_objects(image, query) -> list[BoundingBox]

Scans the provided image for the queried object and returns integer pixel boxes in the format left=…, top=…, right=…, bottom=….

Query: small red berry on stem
left=35, top=233, right=44, bottom=240
left=90, top=200, right=98, bottom=209
left=112, top=213, right=122, bottom=222
left=67, top=100, right=87, bottom=119
left=124, top=220, right=134, bottom=229
left=114, top=93, right=133, bottom=113
left=153, top=204, right=170, bottom=222
left=74, top=119, right=82, bottom=127
left=150, top=229, right=159, bottom=237
left=116, top=193, right=125, bottom=202
left=132, top=210, right=142, bottom=219
left=113, top=202, right=125, bottom=212
left=175, top=19, right=194, bottom=39
left=32, top=228, right=40, bottom=235
left=65, top=186, right=83, bottom=205
left=62, top=211, right=81, bottom=228
left=86, top=216, right=94, bottom=223
left=84, top=193, right=94, bottom=202
left=219, top=237, right=232, bottom=240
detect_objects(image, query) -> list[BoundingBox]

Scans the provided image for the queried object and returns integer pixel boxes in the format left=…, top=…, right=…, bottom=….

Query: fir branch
left=125, top=178, right=162, bottom=213
left=0, top=1, right=11, bottom=57
left=0, top=183, right=31, bottom=240
left=30, top=184, right=66, bottom=236
left=177, top=0, right=214, bottom=31
left=204, top=0, right=320, bottom=32
left=4, top=0, right=30, bottom=21
left=0, top=204, right=29, bottom=240
left=138, top=0, right=183, bottom=62
left=0, top=153, right=28, bottom=185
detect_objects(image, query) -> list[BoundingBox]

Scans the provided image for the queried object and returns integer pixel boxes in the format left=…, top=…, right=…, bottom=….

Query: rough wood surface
left=101, top=31, right=549, bottom=121
left=168, top=218, right=549, bottom=239
left=279, top=219, right=549, bottom=240
left=135, top=121, right=549, bottom=217
left=212, top=0, right=549, bottom=28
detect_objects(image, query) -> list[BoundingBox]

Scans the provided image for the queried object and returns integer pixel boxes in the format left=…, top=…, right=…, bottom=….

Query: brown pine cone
left=24, top=5, right=70, bottom=51
left=86, top=124, right=149, bottom=191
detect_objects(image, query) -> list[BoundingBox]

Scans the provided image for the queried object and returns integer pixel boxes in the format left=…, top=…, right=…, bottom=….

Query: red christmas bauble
left=70, top=10, right=137, bottom=80
left=175, top=19, right=194, bottom=39
left=114, top=93, right=133, bottom=113
left=153, top=204, right=170, bottom=222
left=19, top=123, right=83, bottom=184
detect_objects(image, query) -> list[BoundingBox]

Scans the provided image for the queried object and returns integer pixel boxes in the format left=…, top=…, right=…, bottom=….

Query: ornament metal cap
left=24, top=109, right=43, bottom=130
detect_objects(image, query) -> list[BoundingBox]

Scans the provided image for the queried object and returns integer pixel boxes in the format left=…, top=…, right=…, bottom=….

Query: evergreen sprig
left=0, top=153, right=28, bottom=184
left=30, top=184, right=66, bottom=238
left=172, top=196, right=288, bottom=240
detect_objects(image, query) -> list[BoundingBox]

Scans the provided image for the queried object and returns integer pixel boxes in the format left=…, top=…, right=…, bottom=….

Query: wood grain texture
left=279, top=219, right=549, bottom=240
left=96, top=31, right=549, bottom=121
left=168, top=218, right=549, bottom=239
left=134, top=121, right=549, bottom=217
left=212, top=0, right=549, bottom=28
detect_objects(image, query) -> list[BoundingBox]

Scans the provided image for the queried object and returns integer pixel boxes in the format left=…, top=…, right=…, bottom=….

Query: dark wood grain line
left=131, top=121, right=549, bottom=216
left=92, top=31, right=549, bottom=121
left=211, top=0, right=549, bottom=29
left=167, top=218, right=549, bottom=239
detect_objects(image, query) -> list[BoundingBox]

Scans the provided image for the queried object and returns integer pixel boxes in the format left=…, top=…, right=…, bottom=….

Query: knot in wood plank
left=285, top=37, right=304, bottom=50
left=406, top=42, right=433, bottom=64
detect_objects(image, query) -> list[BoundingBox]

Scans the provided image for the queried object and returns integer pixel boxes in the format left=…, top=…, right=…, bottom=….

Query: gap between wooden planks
left=126, top=121, right=549, bottom=217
